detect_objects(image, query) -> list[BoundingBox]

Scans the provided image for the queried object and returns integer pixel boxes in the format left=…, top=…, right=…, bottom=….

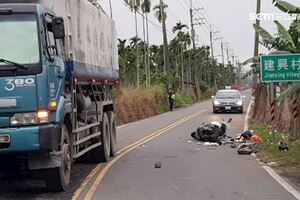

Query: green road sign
left=260, top=54, right=300, bottom=82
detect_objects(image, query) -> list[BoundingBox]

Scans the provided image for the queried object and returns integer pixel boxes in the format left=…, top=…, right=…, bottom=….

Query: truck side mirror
left=52, top=17, right=65, bottom=39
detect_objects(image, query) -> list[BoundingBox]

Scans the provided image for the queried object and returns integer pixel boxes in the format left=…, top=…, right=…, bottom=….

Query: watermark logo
left=249, top=13, right=300, bottom=21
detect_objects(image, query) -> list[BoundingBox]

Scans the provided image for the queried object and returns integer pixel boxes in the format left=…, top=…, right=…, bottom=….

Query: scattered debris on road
left=203, top=142, right=219, bottom=146
left=189, top=122, right=265, bottom=157
left=155, top=162, right=162, bottom=169
left=267, top=162, right=279, bottom=167
left=237, top=143, right=257, bottom=155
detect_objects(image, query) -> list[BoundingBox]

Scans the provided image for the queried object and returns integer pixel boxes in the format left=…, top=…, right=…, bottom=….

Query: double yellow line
left=72, top=109, right=206, bottom=200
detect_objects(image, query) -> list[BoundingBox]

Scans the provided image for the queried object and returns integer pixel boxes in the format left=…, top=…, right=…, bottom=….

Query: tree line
left=119, top=0, right=236, bottom=95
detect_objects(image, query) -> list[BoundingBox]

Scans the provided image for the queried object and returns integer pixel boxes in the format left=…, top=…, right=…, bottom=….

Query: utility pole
left=225, top=46, right=231, bottom=83
left=109, top=0, right=113, bottom=19
left=160, top=0, right=170, bottom=87
left=226, top=47, right=230, bottom=65
left=209, top=25, right=214, bottom=62
left=253, top=0, right=261, bottom=84
left=210, top=27, right=221, bottom=87
left=220, top=39, right=225, bottom=66
left=209, top=29, right=215, bottom=86
left=189, top=0, right=204, bottom=98
left=232, top=55, right=235, bottom=66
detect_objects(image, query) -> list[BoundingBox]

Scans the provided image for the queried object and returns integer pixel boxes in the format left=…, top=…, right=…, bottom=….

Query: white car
left=211, top=90, right=245, bottom=113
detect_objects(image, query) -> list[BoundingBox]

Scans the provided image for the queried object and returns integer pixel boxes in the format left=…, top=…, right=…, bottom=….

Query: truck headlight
left=236, top=100, right=243, bottom=106
left=213, top=100, right=220, bottom=106
left=10, top=113, right=37, bottom=125
left=10, top=110, right=49, bottom=125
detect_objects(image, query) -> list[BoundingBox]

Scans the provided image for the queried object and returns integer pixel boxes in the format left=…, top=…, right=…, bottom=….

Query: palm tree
left=149, top=45, right=161, bottom=73
left=118, top=39, right=127, bottom=82
left=142, top=0, right=151, bottom=86
left=172, top=21, right=189, bottom=88
left=172, top=21, right=188, bottom=34
left=129, top=36, right=142, bottom=86
left=153, top=1, right=171, bottom=87
left=125, top=0, right=141, bottom=87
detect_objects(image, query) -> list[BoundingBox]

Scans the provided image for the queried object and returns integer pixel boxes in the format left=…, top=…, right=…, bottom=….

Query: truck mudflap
left=39, top=124, right=61, bottom=152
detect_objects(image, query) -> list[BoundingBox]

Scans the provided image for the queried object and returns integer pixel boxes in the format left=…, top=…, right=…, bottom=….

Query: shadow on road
left=0, top=163, right=96, bottom=200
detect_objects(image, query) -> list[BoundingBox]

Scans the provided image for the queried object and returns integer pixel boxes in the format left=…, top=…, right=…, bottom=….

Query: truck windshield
left=0, top=14, right=40, bottom=66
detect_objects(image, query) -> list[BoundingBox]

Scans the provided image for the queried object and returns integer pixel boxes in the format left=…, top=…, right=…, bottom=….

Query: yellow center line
left=71, top=164, right=104, bottom=200
left=72, top=109, right=206, bottom=200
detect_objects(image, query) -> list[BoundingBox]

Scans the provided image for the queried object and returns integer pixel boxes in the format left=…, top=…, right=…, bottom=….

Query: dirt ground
left=276, top=165, right=300, bottom=191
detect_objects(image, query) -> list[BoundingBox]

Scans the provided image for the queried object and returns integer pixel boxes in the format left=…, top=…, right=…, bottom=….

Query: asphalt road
left=87, top=91, right=297, bottom=200
left=0, top=91, right=297, bottom=200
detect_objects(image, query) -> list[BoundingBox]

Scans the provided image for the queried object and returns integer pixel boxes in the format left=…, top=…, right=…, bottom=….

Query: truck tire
left=108, top=111, right=117, bottom=157
left=89, top=113, right=111, bottom=163
left=44, top=124, right=71, bottom=192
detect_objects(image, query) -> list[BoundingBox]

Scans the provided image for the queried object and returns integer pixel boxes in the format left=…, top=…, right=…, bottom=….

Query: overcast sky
left=101, top=0, right=299, bottom=65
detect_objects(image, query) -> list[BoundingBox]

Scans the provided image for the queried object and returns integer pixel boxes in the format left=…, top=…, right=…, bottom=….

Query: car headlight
left=236, top=100, right=243, bottom=106
left=213, top=100, right=220, bottom=106
left=10, top=113, right=37, bottom=126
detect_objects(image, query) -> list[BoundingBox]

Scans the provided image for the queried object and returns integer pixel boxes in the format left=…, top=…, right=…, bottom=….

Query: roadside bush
left=114, top=85, right=167, bottom=125
left=174, top=90, right=196, bottom=106
left=199, top=81, right=209, bottom=92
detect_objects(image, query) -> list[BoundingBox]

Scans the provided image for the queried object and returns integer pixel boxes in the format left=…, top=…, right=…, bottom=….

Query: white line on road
left=263, top=166, right=300, bottom=200
left=167, top=180, right=179, bottom=190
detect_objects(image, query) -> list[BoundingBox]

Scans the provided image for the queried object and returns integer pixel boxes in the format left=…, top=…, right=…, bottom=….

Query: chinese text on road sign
left=260, top=54, right=300, bottom=82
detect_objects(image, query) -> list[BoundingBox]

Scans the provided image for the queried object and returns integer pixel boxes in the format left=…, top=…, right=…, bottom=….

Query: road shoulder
left=245, top=99, right=300, bottom=200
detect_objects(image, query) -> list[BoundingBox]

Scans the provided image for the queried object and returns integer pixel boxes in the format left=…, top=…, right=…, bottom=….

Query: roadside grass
left=114, top=84, right=168, bottom=125
left=114, top=85, right=216, bottom=125
left=174, top=90, right=196, bottom=107
left=252, top=123, right=300, bottom=165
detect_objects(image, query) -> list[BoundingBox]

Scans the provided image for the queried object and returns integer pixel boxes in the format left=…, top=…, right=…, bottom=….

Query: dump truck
left=0, top=0, right=119, bottom=191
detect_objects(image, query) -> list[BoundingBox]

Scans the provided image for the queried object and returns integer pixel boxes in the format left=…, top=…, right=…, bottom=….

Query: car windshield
left=216, top=91, right=241, bottom=99
left=0, top=14, right=40, bottom=66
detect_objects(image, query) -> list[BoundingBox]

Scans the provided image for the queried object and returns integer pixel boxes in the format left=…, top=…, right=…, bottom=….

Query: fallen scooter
left=191, top=118, right=232, bottom=143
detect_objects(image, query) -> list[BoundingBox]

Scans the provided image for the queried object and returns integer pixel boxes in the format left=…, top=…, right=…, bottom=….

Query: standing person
left=168, top=89, right=175, bottom=111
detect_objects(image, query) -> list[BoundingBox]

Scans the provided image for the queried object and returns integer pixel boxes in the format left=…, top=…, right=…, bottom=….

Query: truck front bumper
left=0, top=124, right=60, bottom=153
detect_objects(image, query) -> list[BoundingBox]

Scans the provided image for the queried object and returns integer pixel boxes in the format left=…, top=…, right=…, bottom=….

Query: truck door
left=43, top=14, right=65, bottom=104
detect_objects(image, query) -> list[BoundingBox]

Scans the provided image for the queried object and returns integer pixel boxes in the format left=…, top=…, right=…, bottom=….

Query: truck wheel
left=44, top=125, right=71, bottom=192
left=108, top=111, right=117, bottom=157
left=89, top=113, right=111, bottom=163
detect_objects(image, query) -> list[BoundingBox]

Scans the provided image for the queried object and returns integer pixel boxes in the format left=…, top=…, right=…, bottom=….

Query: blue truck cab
left=0, top=2, right=118, bottom=192
left=0, top=4, right=65, bottom=154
